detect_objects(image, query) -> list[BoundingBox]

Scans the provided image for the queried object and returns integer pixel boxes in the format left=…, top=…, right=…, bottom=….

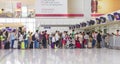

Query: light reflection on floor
left=0, top=49, right=120, bottom=64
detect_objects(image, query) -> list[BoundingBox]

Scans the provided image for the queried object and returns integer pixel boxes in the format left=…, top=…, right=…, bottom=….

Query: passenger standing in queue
left=92, top=32, right=97, bottom=48
left=24, top=31, right=29, bottom=49
left=0, top=31, right=3, bottom=49
left=97, top=32, right=102, bottom=48
left=71, top=30, right=75, bottom=39
left=18, top=32, right=23, bottom=49
left=42, top=31, right=47, bottom=48
left=45, top=30, right=49, bottom=47
left=9, top=30, right=15, bottom=49
left=55, top=31, right=60, bottom=48
left=84, top=33, right=89, bottom=48
left=34, top=30, right=39, bottom=48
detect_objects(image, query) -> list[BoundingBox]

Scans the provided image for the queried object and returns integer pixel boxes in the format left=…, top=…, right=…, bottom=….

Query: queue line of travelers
left=0, top=29, right=117, bottom=49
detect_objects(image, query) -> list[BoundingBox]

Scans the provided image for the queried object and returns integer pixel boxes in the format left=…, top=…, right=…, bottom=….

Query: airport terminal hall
left=1, top=0, right=120, bottom=64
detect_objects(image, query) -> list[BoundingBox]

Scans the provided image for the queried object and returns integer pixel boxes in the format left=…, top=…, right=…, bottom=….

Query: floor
left=0, top=48, right=120, bottom=64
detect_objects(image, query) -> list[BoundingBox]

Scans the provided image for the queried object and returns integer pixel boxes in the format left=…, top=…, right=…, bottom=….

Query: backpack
left=23, top=34, right=26, bottom=39
left=32, top=34, right=36, bottom=41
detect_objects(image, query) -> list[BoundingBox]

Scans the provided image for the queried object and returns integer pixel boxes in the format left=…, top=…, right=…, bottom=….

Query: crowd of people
left=0, top=28, right=119, bottom=49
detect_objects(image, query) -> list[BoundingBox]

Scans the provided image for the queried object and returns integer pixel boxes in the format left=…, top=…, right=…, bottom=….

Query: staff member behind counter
left=116, top=30, right=120, bottom=36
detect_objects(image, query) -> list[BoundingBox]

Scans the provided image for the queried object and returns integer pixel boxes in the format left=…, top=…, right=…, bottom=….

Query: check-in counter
left=109, top=35, right=120, bottom=49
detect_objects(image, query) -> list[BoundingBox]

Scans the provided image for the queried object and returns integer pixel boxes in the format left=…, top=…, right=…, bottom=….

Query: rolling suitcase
left=4, top=41, right=10, bottom=49
left=69, top=43, right=75, bottom=49
left=18, top=41, right=21, bottom=49
left=0, top=42, right=1, bottom=49
left=14, top=40, right=18, bottom=49
left=21, top=41, right=25, bottom=49
left=30, top=41, right=34, bottom=49
left=51, top=42, right=55, bottom=49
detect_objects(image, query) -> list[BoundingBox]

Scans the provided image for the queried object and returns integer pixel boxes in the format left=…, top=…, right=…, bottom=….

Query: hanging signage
left=107, top=14, right=114, bottom=21
left=44, top=26, right=51, bottom=29
left=96, top=18, right=101, bottom=24
left=87, top=21, right=90, bottom=26
left=80, top=22, right=87, bottom=27
left=100, top=17, right=106, bottom=23
left=90, top=20, right=95, bottom=25
left=75, top=24, right=80, bottom=28
left=114, top=12, right=120, bottom=20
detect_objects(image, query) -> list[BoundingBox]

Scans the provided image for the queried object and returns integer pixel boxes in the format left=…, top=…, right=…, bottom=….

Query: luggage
left=75, top=40, right=81, bottom=48
left=4, top=41, right=10, bottom=49
left=14, top=40, right=18, bottom=49
left=0, top=42, right=1, bottom=49
left=29, top=41, right=34, bottom=49
left=1, top=42, right=4, bottom=49
left=69, top=43, right=75, bottom=49
left=18, top=41, right=21, bottom=49
left=21, top=41, right=25, bottom=49
left=88, top=42, right=92, bottom=48
left=51, top=42, right=55, bottom=49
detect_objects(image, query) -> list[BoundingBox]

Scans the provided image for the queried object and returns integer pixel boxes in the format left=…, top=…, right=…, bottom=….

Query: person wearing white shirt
left=62, top=31, right=66, bottom=39
left=78, top=32, right=83, bottom=44
left=19, top=33, right=23, bottom=42
left=84, top=33, right=89, bottom=48
left=84, top=34, right=89, bottom=40
left=52, top=36, right=56, bottom=43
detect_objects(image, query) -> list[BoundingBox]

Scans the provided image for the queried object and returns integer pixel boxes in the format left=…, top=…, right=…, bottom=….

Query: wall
left=68, top=0, right=84, bottom=14
left=35, top=0, right=91, bottom=33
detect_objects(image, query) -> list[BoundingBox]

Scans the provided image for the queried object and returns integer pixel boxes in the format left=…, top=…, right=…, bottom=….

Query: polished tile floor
left=0, top=48, right=120, bottom=64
